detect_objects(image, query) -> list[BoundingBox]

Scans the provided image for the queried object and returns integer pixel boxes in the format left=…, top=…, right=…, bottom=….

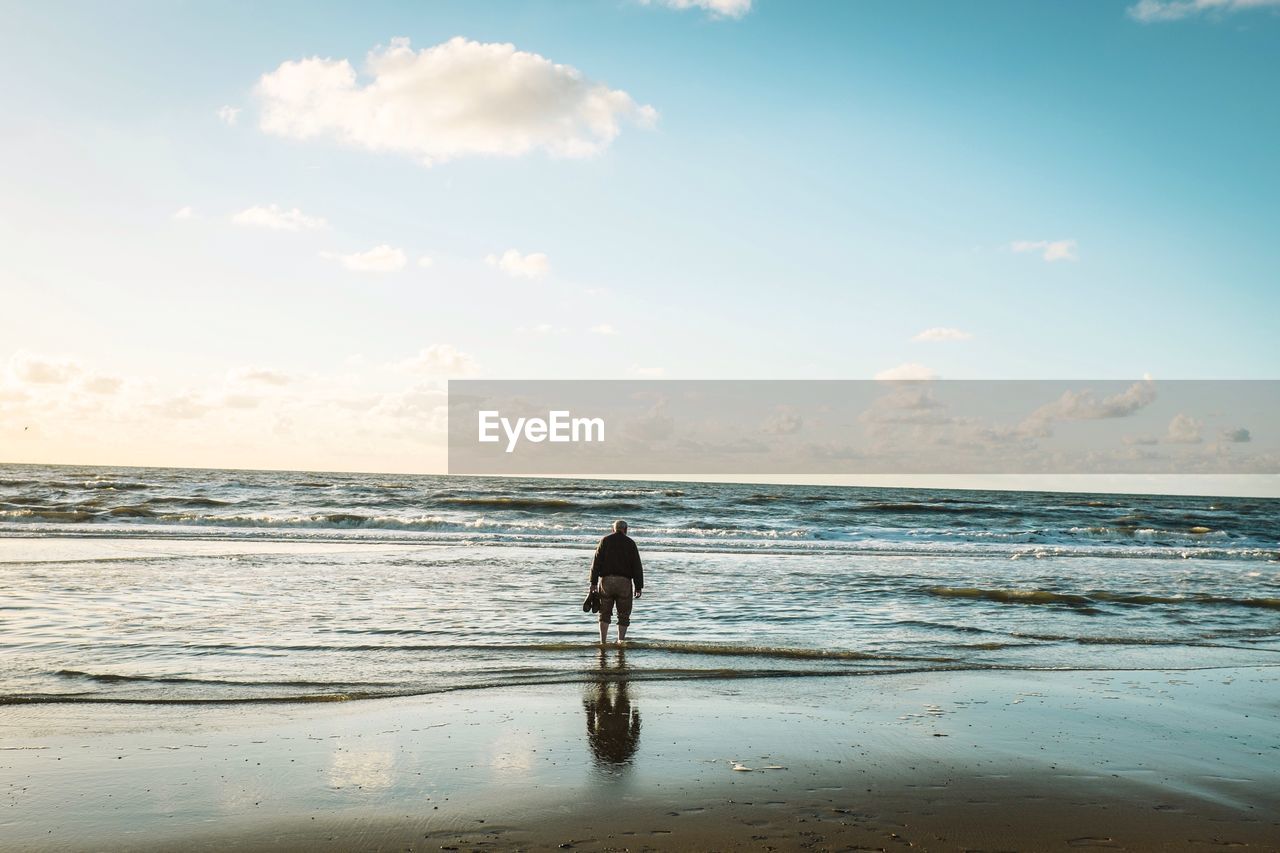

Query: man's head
left=612, top=519, right=628, bottom=534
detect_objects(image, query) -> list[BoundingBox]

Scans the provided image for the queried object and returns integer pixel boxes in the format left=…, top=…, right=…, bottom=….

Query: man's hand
left=635, top=589, right=642, bottom=599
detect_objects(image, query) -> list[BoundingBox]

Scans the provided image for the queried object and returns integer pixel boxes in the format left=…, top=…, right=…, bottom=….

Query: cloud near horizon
left=228, top=367, right=296, bottom=387
left=912, top=327, right=973, bottom=342
left=232, top=204, right=327, bottom=232
left=6, top=351, right=86, bottom=386
left=1128, top=0, right=1280, bottom=22
left=486, top=249, right=551, bottom=279
left=874, top=363, right=939, bottom=381
left=1023, top=380, right=1156, bottom=434
left=255, top=37, right=657, bottom=166
left=1167, top=412, right=1204, bottom=443
left=322, top=244, right=407, bottom=272
left=1221, top=427, right=1252, bottom=443
left=0, top=348, right=463, bottom=471
left=393, top=344, right=479, bottom=376
left=1011, top=239, right=1078, bottom=262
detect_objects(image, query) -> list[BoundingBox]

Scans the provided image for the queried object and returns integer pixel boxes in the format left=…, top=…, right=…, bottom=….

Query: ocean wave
left=53, top=669, right=394, bottom=687
left=1011, top=632, right=1201, bottom=645
left=0, top=508, right=97, bottom=523
left=2, top=515, right=1277, bottom=561
left=9, top=660, right=1277, bottom=706
left=857, top=501, right=987, bottom=514
left=1089, top=591, right=1280, bottom=610
left=160, top=512, right=460, bottom=531
left=0, top=691, right=386, bottom=705
left=1066, top=525, right=1228, bottom=540
left=0, top=495, right=56, bottom=506
left=925, top=586, right=1098, bottom=607
left=0, top=667, right=1031, bottom=706
left=927, top=585, right=1280, bottom=611
left=102, top=505, right=158, bottom=518
left=430, top=639, right=950, bottom=663
left=54, top=480, right=152, bottom=491
left=435, top=496, right=643, bottom=511
left=139, top=496, right=238, bottom=508
left=123, top=639, right=949, bottom=663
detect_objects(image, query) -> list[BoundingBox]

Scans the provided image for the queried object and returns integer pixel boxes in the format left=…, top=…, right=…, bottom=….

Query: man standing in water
left=590, top=520, right=644, bottom=645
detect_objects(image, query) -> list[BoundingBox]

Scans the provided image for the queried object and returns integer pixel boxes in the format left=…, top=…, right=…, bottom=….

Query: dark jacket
left=590, top=532, right=644, bottom=591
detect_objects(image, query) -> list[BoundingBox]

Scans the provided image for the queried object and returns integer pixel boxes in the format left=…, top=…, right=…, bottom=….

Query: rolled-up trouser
left=597, top=575, right=634, bottom=626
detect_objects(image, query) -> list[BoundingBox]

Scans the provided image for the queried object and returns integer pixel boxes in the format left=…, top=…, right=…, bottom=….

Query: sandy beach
left=4, top=663, right=1278, bottom=852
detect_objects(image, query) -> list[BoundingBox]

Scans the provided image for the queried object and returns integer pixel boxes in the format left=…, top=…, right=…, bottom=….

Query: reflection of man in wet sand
left=583, top=648, right=641, bottom=770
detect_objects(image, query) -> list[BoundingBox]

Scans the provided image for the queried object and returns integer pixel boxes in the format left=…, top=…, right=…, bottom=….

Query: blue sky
left=1, top=0, right=1277, bottom=472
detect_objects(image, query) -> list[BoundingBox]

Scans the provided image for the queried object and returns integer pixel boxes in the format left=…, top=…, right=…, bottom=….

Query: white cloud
left=1167, top=413, right=1204, bottom=444
left=0, top=349, right=466, bottom=472
left=874, top=363, right=939, bottom=381
left=232, top=204, right=328, bottom=232
left=1221, top=427, right=1252, bottom=443
left=591, top=324, right=619, bottom=336
left=368, top=384, right=450, bottom=432
left=322, top=244, right=407, bottom=273
left=517, top=323, right=566, bottom=336
left=217, top=105, right=242, bottom=125
left=80, top=375, right=123, bottom=395
left=1128, top=0, right=1280, bottom=22
left=7, top=351, right=82, bottom=385
left=417, top=255, right=435, bottom=268
left=1011, top=239, right=1078, bottom=262
left=1011, top=239, right=1077, bottom=262
left=641, top=0, right=752, bottom=18
left=395, top=344, right=478, bottom=376
left=486, top=249, right=550, bottom=279
left=151, top=393, right=211, bottom=420
left=255, top=37, right=657, bottom=166
left=912, top=327, right=973, bottom=342
left=229, top=367, right=296, bottom=387
left=762, top=410, right=803, bottom=435
left=1029, top=380, right=1156, bottom=423
left=172, top=206, right=194, bottom=220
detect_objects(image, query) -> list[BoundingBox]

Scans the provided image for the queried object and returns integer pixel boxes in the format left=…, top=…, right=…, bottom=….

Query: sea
left=2, top=463, right=1278, bottom=705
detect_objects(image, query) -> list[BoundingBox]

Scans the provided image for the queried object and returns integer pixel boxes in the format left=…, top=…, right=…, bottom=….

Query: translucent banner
left=447, top=380, right=1279, bottom=475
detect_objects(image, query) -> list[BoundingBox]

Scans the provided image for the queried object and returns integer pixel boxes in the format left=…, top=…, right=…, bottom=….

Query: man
left=590, top=519, right=644, bottom=645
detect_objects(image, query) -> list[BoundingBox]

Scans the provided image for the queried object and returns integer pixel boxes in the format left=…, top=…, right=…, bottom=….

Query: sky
left=1, top=0, right=1278, bottom=478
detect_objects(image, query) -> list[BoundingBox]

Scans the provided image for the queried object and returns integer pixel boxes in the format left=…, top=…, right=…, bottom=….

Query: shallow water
left=1, top=463, right=1278, bottom=703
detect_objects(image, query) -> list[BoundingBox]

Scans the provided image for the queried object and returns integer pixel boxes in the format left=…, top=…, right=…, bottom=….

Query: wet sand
left=3, top=662, right=1278, bottom=852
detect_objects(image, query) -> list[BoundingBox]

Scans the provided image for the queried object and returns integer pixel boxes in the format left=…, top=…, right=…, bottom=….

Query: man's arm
left=631, top=540, right=644, bottom=593
left=590, top=540, right=604, bottom=589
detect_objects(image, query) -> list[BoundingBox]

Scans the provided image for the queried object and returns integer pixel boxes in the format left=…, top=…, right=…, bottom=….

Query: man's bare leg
left=599, top=621, right=608, bottom=645
left=618, top=624, right=628, bottom=643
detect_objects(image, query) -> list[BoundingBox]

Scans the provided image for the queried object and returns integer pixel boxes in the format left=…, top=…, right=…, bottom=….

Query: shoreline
left=4, top=665, right=1278, bottom=852
left=5, top=657, right=1279, bottom=708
